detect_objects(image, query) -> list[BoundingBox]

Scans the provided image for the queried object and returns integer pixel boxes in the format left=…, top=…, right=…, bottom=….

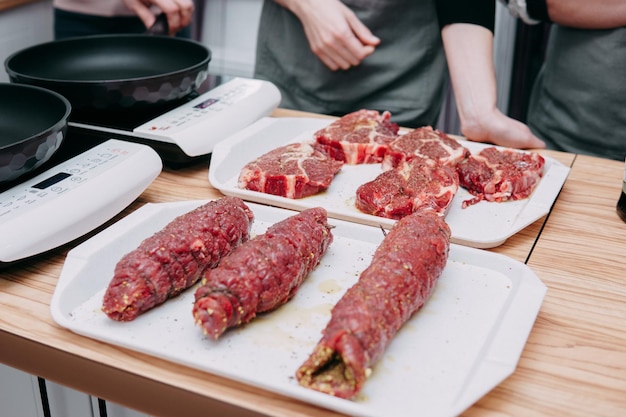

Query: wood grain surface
left=465, top=154, right=626, bottom=417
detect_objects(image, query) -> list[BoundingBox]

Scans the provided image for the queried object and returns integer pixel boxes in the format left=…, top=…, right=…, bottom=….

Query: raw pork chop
left=382, top=126, right=470, bottom=170
left=313, top=109, right=399, bottom=164
left=355, top=156, right=459, bottom=219
left=238, top=142, right=344, bottom=199
left=457, top=147, right=545, bottom=208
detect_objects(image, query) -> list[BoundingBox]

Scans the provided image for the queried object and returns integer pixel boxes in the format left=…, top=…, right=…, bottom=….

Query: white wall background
left=0, top=0, right=54, bottom=82
left=199, top=0, right=263, bottom=78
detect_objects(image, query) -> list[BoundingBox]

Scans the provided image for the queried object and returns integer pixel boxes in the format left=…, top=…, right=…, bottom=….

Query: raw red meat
left=102, top=197, right=254, bottom=321
left=355, top=156, right=459, bottom=219
left=382, top=126, right=470, bottom=170
left=238, top=142, right=344, bottom=199
left=296, top=209, right=451, bottom=399
left=313, top=109, right=399, bottom=164
left=457, top=147, right=545, bottom=208
left=192, top=207, right=333, bottom=340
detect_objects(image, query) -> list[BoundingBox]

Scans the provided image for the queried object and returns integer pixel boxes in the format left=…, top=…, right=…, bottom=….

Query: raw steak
left=238, top=142, right=344, bottom=199
left=102, top=197, right=254, bottom=321
left=313, top=109, right=399, bottom=164
left=355, top=157, right=459, bottom=219
left=296, top=209, right=451, bottom=399
left=382, top=126, right=470, bottom=170
left=193, top=207, right=333, bottom=340
left=457, top=147, right=545, bottom=208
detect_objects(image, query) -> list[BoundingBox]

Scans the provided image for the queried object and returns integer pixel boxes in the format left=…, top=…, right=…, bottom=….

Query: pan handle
left=145, top=13, right=169, bottom=36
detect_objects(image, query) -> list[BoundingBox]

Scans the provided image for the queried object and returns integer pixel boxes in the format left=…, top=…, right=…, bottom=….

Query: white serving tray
left=51, top=200, right=547, bottom=417
left=208, top=117, right=571, bottom=248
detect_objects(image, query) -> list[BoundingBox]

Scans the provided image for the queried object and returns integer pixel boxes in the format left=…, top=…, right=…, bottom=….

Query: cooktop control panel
left=0, top=139, right=162, bottom=263
left=69, top=77, right=281, bottom=160
left=133, top=77, right=281, bottom=156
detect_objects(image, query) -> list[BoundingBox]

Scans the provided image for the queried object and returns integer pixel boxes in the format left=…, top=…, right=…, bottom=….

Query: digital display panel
left=32, top=172, right=72, bottom=190
left=194, top=98, right=219, bottom=109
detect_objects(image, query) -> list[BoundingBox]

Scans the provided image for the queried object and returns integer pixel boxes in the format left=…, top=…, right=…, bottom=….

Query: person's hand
left=440, top=23, right=545, bottom=150
left=277, top=0, right=380, bottom=70
left=123, top=0, right=194, bottom=36
left=460, top=108, right=546, bottom=149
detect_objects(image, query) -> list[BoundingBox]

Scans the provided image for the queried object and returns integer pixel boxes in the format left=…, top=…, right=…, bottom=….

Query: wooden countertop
left=2, top=110, right=625, bottom=417
left=463, top=152, right=626, bottom=417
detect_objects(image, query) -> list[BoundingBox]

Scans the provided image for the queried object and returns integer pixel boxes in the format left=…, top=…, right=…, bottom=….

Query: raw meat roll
left=296, top=209, right=451, bottom=399
left=102, top=197, right=254, bottom=321
left=192, top=207, right=333, bottom=340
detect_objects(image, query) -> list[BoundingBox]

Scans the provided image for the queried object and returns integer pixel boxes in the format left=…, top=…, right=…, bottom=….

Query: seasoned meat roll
left=102, top=197, right=254, bottom=321
left=296, top=209, right=451, bottom=399
left=192, top=207, right=333, bottom=340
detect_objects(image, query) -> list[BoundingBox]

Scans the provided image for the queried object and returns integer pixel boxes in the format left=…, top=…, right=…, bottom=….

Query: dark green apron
left=254, top=0, right=447, bottom=128
left=527, top=26, right=626, bottom=161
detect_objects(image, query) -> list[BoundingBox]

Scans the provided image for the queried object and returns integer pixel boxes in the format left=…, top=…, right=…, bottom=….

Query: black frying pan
left=4, top=35, right=211, bottom=113
left=0, top=83, right=71, bottom=183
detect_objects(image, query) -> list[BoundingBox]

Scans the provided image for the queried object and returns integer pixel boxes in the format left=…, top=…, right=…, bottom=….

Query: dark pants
left=54, top=8, right=192, bottom=40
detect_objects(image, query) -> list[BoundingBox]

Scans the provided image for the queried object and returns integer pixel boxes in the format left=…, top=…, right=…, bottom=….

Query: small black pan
left=4, top=34, right=211, bottom=114
left=0, top=83, right=71, bottom=184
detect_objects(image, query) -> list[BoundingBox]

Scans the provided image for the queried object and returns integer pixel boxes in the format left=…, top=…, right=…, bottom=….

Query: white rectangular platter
left=208, top=117, right=571, bottom=248
left=51, top=200, right=547, bottom=417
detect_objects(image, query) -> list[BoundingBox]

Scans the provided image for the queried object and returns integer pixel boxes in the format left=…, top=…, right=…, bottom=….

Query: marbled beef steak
left=457, top=147, right=545, bottom=208
left=355, top=157, right=459, bottom=219
left=382, top=126, right=469, bottom=170
left=313, top=109, right=399, bottom=164
left=238, top=142, right=344, bottom=199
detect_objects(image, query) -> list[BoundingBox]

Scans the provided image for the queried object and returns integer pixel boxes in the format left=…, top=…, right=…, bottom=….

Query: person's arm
left=440, top=23, right=545, bottom=149
left=435, top=0, right=545, bottom=149
left=517, top=0, right=626, bottom=29
left=123, top=0, right=194, bottom=35
left=273, top=0, right=380, bottom=71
